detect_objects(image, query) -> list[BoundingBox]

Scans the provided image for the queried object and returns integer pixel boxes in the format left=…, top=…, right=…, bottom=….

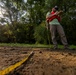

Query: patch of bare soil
left=0, top=47, right=31, bottom=71
left=0, top=47, right=76, bottom=75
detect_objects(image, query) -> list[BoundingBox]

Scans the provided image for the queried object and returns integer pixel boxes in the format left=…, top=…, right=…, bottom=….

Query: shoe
left=53, top=47, right=58, bottom=50
left=64, top=47, right=72, bottom=50
left=53, top=45, right=58, bottom=50
left=64, top=45, right=71, bottom=50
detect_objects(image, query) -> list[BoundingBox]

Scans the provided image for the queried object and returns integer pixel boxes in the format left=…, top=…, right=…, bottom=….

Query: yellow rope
left=0, top=51, right=33, bottom=75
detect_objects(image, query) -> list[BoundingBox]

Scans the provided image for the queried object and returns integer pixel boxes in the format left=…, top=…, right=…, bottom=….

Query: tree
left=0, top=0, right=24, bottom=25
left=0, top=0, right=76, bottom=44
left=45, top=0, right=76, bottom=44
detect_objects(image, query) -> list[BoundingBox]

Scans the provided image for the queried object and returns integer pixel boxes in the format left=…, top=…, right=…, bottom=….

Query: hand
left=58, top=10, right=63, bottom=15
left=54, top=11, right=59, bottom=15
left=54, top=11, right=63, bottom=15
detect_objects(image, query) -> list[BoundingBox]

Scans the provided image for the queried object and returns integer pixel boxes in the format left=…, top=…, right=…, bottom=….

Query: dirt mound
left=0, top=47, right=76, bottom=75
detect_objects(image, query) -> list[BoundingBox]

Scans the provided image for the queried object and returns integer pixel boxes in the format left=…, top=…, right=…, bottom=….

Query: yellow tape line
left=0, top=51, right=33, bottom=75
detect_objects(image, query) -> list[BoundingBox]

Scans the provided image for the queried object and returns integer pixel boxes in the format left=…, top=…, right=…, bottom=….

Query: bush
left=34, top=22, right=49, bottom=44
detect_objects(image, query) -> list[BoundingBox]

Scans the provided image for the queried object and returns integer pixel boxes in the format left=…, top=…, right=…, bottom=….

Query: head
left=52, top=6, right=59, bottom=12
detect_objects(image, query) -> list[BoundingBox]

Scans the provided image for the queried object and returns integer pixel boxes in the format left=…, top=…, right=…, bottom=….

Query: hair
left=54, top=6, right=59, bottom=10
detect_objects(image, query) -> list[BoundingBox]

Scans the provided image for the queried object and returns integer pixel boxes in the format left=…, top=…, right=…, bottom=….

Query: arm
left=46, top=13, right=56, bottom=19
left=46, top=10, right=63, bottom=19
left=55, top=10, right=63, bottom=15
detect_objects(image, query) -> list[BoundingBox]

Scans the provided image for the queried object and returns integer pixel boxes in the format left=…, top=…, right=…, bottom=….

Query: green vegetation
left=0, top=0, right=76, bottom=45
left=0, top=43, right=51, bottom=48
left=0, top=43, right=76, bottom=49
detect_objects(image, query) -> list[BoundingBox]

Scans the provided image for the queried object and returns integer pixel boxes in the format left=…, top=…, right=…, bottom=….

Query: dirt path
left=0, top=47, right=76, bottom=75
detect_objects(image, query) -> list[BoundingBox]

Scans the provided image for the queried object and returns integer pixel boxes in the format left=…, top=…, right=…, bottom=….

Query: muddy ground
left=0, top=47, right=76, bottom=75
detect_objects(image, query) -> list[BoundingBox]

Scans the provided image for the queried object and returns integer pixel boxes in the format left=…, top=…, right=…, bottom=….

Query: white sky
left=0, top=0, right=27, bottom=18
left=24, top=0, right=27, bottom=3
left=0, top=7, right=3, bottom=17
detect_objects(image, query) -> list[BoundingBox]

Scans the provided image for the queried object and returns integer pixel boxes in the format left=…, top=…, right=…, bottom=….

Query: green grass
left=0, top=43, right=51, bottom=48
left=0, top=43, right=76, bottom=49
left=70, top=45, right=76, bottom=49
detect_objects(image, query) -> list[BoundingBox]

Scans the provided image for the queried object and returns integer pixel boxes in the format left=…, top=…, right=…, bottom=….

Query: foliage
left=34, top=21, right=48, bottom=44
left=13, top=22, right=35, bottom=43
left=0, top=0, right=76, bottom=44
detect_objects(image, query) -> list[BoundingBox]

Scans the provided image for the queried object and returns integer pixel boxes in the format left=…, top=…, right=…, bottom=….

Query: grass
left=0, top=43, right=76, bottom=49
left=0, top=43, right=51, bottom=48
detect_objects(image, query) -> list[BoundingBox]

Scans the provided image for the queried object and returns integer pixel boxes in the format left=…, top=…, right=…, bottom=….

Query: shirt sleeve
left=46, top=12, right=50, bottom=19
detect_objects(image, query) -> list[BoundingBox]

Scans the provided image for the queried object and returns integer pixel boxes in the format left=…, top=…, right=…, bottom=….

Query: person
left=46, top=6, right=69, bottom=49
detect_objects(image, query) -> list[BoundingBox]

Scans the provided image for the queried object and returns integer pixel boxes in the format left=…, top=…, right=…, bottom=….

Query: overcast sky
left=24, top=0, right=27, bottom=3
left=0, top=0, right=27, bottom=18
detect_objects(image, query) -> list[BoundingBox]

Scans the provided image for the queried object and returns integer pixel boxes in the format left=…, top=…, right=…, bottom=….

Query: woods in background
left=0, top=0, right=76, bottom=44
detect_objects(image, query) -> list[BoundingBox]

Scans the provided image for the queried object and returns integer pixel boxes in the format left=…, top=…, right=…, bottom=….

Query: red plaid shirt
left=46, top=11, right=61, bottom=22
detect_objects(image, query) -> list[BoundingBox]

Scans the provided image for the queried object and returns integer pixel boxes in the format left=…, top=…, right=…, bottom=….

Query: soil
left=0, top=47, right=76, bottom=75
